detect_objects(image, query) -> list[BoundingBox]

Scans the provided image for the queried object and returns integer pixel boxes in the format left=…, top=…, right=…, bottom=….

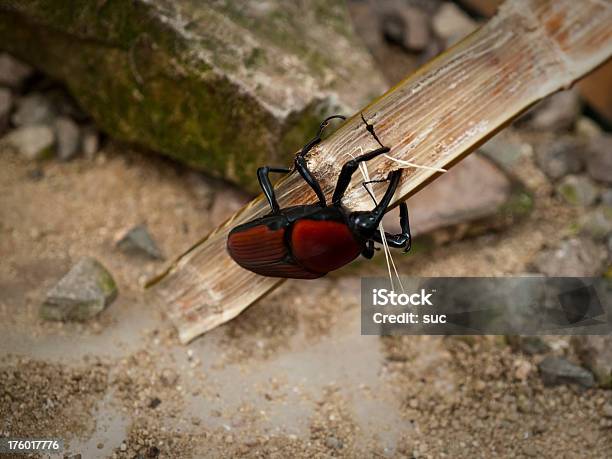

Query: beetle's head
left=348, top=211, right=379, bottom=240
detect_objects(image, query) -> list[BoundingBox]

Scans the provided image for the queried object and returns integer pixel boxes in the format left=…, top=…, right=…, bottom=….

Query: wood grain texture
left=149, top=0, right=612, bottom=343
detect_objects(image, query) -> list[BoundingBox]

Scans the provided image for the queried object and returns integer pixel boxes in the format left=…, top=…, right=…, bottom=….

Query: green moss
left=499, top=190, right=533, bottom=217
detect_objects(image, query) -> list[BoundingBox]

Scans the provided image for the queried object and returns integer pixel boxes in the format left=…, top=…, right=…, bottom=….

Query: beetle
left=226, top=114, right=411, bottom=279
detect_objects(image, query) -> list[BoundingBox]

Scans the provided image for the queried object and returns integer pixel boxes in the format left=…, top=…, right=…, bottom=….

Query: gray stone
left=530, top=237, right=607, bottom=277
left=380, top=2, right=431, bottom=52
left=325, top=436, right=343, bottom=449
left=0, top=87, right=12, bottom=135
left=580, top=206, right=612, bottom=240
left=526, top=89, right=581, bottom=131
left=0, top=1, right=386, bottom=192
left=535, top=138, right=584, bottom=180
left=81, top=126, right=99, bottom=158
left=54, top=116, right=81, bottom=160
left=507, top=336, right=551, bottom=356
left=383, top=154, right=520, bottom=237
left=433, top=2, right=478, bottom=45
left=576, top=117, right=602, bottom=139
left=12, top=93, right=56, bottom=127
left=3, top=125, right=55, bottom=159
left=538, top=356, right=595, bottom=388
left=573, top=336, right=612, bottom=388
left=585, top=135, right=612, bottom=185
left=602, top=189, right=612, bottom=207
left=479, top=134, right=530, bottom=171
left=0, top=53, right=32, bottom=88
left=556, top=175, right=598, bottom=207
left=117, top=224, right=165, bottom=260
left=603, top=403, right=612, bottom=418
left=40, top=257, right=118, bottom=321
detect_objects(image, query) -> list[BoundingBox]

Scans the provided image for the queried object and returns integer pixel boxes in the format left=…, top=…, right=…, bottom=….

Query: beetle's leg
left=257, top=166, right=291, bottom=213
left=332, top=146, right=391, bottom=205
left=294, top=115, right=346, bottom=207
left=361, top=239, right=375, bottom=259
left=372, top=201, right=412, bottom=252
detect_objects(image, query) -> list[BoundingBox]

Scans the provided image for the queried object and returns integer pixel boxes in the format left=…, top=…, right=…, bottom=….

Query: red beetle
left=227, top=115, right=411, bottom=279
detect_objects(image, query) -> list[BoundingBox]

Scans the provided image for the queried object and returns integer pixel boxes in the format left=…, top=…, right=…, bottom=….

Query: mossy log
left=0, top=0, right=385, bottom=190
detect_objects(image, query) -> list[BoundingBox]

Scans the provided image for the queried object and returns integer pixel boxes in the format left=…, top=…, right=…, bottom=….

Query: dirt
left=1, top=141, right=610, bottom=458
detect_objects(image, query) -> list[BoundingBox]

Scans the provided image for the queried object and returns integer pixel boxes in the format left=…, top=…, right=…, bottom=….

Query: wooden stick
left=149, top=0, right=612, bottom=343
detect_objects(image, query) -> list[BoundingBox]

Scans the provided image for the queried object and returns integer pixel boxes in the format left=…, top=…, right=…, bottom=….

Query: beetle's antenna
left=384, top=154, right=447, bottom=173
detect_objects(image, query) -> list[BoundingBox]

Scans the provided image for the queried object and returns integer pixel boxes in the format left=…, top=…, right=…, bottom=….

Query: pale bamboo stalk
left=149, top=0, right=612, bottom=343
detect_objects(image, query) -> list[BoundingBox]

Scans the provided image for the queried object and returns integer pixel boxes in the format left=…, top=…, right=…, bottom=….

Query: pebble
left=54, top=116, right=81, bottom=160
left=603, top=403, right=612, bottom=418
left=530, top=237, right=606, bottom=277
left=116, top=224, right=165, bottom=260
left=120, top=443, right=127, bottom=451
left=585, top=134, right=612, bottom=185
left=573, top=336, right=612, bottom=388
left=12, top=93, right=56, bottom=127
left=579, top=206, right=612, bottom=241
left=433, top=2, right=477, bottom=45
left=325, top=436, right=343, bottom=449
left=40, top=256, right=118, bottom=321
left=160, top=368, right=179, bottom=387
left=576, top=117, right=602, bottom=138
left=556, top=175, right=598, bottom=207
left=82, top=126, right=99, bottom=158
left=535, top=138, right=584, bottom=180
left=4, top=125, right=55, bottom=160
left=0, top=87, right=12, bottom=134
left=0, top=53, right=33, bottom=88
left=526, top=89, right=581, bottom=131
left=538, top=356, right=595, bottom=388
left=381, top=3, right=431, bottom=52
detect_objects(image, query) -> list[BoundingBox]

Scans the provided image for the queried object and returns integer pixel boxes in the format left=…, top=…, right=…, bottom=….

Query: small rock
left=576, top=117, right=602, bottom=139
left=530, top=237, right=606, bottom=277
left=3, top=125, right=55, bottom=159
left=120, top=443, right=127, bottom=452
left=573, top=336, right=612, bottom=388
left=556, top=175, right=598, bottom=207
left=82, top=126, right=99, bottom=158
left=160, top=368, right=179, bottom=387
left=585, top=135, right=612, bottom=185
left=148, top=397, right=161, bottom=409
left=0, top=53, right=33, bottom=88
left=54, top=116, right=81, bottom=160
left=325, top=436, right=343, bottom=449
left=40, top=257, right=118, bottom=321
left=526, top=89, right=581, bottom=131
left=535, top=138, right=584, bottom=180
left=538, top=356, right=595, bottom=388
left=601, top=189, right=612, bottom=207
left=507, top=336, right=551, bottom=355
left=514, top=359, right=533, bottom=381
left=381, top=3, right=431, bottom=52
left=12, top=93, right=56, bottom=127
left=580, top=206, right=612, bottom=240
left=433, top=2, right=478, bottom=45
left=603, top=403, right=612, bottom=418
left=117, top=224, right=165, bottom=260
left=0, top=87, right=12, bottom=135
left=479, top=135, right=530, bottom=171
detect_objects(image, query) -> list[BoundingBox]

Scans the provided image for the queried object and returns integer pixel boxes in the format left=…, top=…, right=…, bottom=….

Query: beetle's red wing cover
left=227, top=224, right=322, bottom=279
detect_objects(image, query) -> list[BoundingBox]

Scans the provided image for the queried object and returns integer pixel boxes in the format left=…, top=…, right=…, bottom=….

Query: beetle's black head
left=348, top=211, right=379, bottom=240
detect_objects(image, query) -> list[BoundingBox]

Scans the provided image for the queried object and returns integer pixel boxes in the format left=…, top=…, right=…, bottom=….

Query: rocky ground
left=1, top=1, right=612, bottom=458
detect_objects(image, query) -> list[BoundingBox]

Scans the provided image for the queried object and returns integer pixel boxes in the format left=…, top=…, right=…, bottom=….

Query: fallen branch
left=149, top=0, right=612, bottom=343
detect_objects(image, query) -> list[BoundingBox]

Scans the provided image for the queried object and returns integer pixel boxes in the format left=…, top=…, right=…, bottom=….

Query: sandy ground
left=1, top=142, right=611, bottom=458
